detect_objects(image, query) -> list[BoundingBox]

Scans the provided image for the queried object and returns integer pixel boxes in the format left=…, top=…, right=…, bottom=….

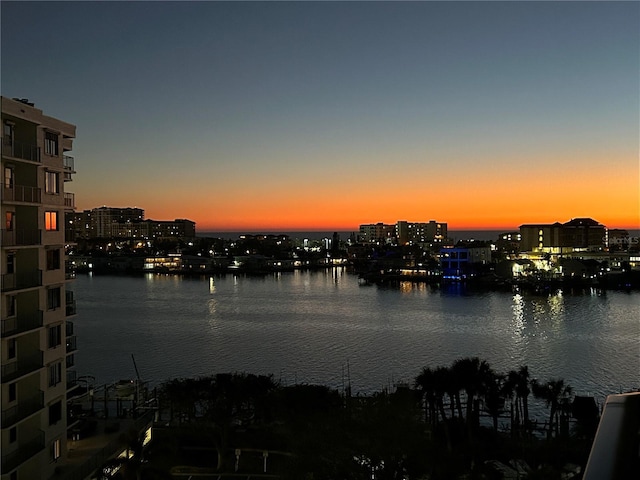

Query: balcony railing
left=66, top=320, right=74, bottom=336
left=66, top=335, right=77, bottom=354
left=1, top=430, right=45, bottom=473
left=63, top=155, right=75, bottom=181
left=1, top=390, right=44, bottom=428
left=1, top=351, right=43, bottom=383
left=67, top=369, right=78, bottom=390
left=1, top=310, right=43, bottom=338
left=66, top=300, right=77, bottom=317
left=2, top=141, right=41, bottom=162
left=64, top=192, right=75, bottom=209
left=1, top=270, right=42, bottom=292
left=66, top=354, right=75, bottom=369
left=1, top=229, right=42, bottom=247
left=2, top=185, right=41, bottom=204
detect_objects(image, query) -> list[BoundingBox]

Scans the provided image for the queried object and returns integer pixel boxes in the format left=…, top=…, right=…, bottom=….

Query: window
left=9, top=427, right=17, bottom=443
left=3, top=123, right=13, bottom=146
left=47, top=249, right=61, bottom=270
left=51, top=438, right=61, bottom=462
left=47, top=287, right=61, bottom=310
left=48, top=324, right=62, bottom=349
left=9, top=383, right=16, bottom=402
left=6, top=252, right=15, bottom=274
left=48, top=362, right=62, bottom=387
left=4, top=166, right=14, bottom=188
left=45, top=211, right=59, bottom=231
left=7, top=295, right=16, bottom=317
left=5, top=211, right=14, bottom=231
left=45, top=171, right=60, bottom=194
left=8, top=339, right=16, bottom=359
left=49, top=401, right=62, bottom=425
left=45, top=132, right=58, bottom=156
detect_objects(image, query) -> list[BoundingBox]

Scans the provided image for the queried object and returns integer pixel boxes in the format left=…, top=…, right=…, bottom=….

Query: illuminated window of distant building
left=6, top=211, right=14, bottom=231
left=47, top=249, right=61, bottom=270
left=45, top=171, right=60, bottom=194
left=48, top=362, right=62, bottom=387
left=51, top=438, right=61, bottom=462
left=45, top=131, right=59, bottom=156
left=45, top=211, right=59, bottom=231
left=47, top=287, right=61, bottom=310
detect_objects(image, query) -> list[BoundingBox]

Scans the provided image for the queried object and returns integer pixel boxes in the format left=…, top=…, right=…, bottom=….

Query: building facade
left=520, top=218, right=606, bottom=254
left=359, top=220, right=448, bottom=246
left=1, top=97, right=78, bottom=480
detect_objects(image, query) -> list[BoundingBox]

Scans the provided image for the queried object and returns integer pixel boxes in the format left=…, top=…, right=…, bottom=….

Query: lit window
left=6, top=211, right=14, bottom=231
left=51, top=438, right=61, bottom=461
left=4, top=166, right=13, bottom=188
left=45, top=171, right=60, bottom=194
left=45, top=211, right=59, bottom=231
left=45, top=132, right=59, bottom=156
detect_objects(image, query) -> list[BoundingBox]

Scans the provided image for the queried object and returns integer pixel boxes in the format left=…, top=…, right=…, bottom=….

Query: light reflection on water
left=73, top=270, right=639, bottom=404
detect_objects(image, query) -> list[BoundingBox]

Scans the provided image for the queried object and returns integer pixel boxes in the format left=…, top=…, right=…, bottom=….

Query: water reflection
left=72, top=271, right=639, bottom=400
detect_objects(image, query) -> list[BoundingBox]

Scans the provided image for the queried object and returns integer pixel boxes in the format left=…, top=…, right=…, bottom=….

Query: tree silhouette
left=531, top=378, right=573, bottom=440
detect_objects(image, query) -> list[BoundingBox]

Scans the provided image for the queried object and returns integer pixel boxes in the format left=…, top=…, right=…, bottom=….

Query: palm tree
left=483, top=371, right=506, bottom=432
left=451, top=357, right=493, bottom=433
left=415, top=367, right=438, bottom=427
left=531, top=378, right=573, bottom=440
left=506, top=365, right=531, bottom=436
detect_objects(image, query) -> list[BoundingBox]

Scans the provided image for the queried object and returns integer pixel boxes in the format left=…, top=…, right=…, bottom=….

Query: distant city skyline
left=2, top=1, right=638, bottom=231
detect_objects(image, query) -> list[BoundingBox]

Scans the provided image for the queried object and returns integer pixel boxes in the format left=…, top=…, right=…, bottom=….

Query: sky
left=2, top=1, right=638, bottom=232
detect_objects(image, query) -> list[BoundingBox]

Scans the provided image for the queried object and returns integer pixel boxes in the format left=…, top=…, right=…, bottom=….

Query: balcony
left=1, top=430, right=45, bottom=473
left=1, top=390, right=44, bottom=428
left=2, top=140, right=41, bottom=162
left=2, top=185, right=41, bottom=204
left=66, top=291, right=77, bottom=317
left=1, top=270, right=42, bottom=292
left=1, top=229, right=41, bottom=247
left=63, top=155, right=75, bottom=181
left=64, top=192, right=75, bottom=209
left=1, top=351, right=43, bottom=383
left=1, top=310, right=43, bottom=338
left=66, top=353, right=75, bottom=369
left=67, top=369, right=78, bottom=391
left=66, top=320, right=74, bottom=336
left=66, top=335, right=77, bottom=354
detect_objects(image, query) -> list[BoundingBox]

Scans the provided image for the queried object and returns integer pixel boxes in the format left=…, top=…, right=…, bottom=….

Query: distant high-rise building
left=65, top=207, right=195, bottom=241
left=359, top=220, right=447, bottom=245
left=1, top=97, right=79, bottom=480
left=396, top=220, right=447, bottom=246
left=519, top=218, right=606, bottom=253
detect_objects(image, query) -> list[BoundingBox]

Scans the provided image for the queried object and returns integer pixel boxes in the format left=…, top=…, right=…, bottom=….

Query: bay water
left=72, top=269, right=639, bottom=405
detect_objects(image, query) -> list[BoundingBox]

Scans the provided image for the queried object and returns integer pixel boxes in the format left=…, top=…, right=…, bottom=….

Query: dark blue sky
left=2, top=1, right=638, bottom=229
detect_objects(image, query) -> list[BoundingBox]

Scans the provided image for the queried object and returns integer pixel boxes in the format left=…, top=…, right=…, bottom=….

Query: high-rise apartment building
left=1, top=97, right=78, bottom=480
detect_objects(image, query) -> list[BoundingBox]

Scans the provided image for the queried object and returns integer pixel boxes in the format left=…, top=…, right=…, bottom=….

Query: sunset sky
left=2, top=1, right=638, bottom=232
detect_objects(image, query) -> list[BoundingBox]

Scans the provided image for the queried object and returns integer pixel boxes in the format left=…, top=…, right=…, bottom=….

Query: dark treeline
left=102, top=358, right=600, bottom=480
